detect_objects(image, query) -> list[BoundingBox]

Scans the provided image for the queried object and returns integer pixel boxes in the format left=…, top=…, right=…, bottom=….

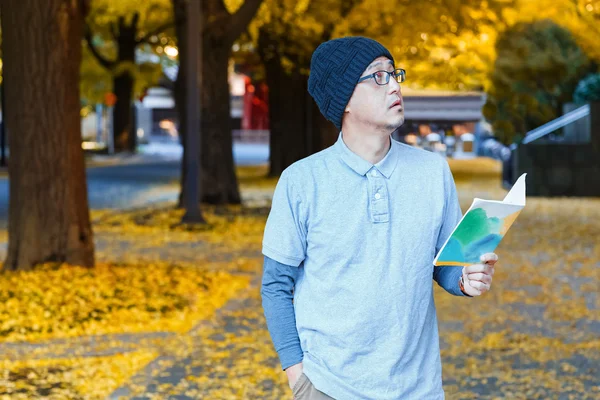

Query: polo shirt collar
left=335, top=131, right=399, bottom=178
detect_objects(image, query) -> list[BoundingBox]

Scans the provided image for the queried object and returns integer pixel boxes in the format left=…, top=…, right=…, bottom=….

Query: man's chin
left=397, top=115, right=405, bottom=127
left=385, top=115, right=405, bottom=132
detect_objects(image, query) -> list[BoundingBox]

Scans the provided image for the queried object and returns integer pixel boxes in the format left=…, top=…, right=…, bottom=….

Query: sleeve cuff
left=262, top=244, right=304, bottom=267
left=279, top=345, right=304, bottom=371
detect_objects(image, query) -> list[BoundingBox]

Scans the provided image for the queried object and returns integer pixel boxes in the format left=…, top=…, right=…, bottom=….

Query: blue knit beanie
left=308, top=36, right=395, bottom=130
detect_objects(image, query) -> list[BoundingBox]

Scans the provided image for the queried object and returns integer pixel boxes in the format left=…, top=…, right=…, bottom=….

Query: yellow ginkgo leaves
left=0, top=262, right=249, bottom=343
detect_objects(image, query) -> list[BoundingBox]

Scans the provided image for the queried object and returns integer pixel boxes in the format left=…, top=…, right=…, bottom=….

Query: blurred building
left=135, top=87, right=178, bottom=143
left=392, top=88, right=486, bottom=157
left=132, top=67, right=270, bottom=145
left=88, top=74, right=489, bottom=151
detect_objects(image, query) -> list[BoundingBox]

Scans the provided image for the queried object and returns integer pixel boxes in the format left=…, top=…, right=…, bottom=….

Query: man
left=261, top=37, right=497, bottom=400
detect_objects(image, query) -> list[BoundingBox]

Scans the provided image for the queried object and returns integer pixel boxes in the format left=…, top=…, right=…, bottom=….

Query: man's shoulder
left=393, top=139, right=444, bottom=161
left=392, top=139, right=449, bottom=175
left=282, top=146, right=336, bottom=180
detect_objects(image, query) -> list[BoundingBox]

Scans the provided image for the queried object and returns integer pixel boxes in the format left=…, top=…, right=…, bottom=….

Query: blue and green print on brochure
left=434, top=174, right=527, bottom=267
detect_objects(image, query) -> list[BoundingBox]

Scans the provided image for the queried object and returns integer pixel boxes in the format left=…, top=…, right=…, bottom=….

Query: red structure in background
left=241, top=75, right=269, bottom=130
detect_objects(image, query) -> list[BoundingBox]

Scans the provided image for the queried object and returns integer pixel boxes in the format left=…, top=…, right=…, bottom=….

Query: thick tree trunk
left=311, top=100, right=339, bottom=151
left=2, top=0, right=95, bottom=271
left=176, top=30, right=241, bottom=205
left=200, top=43, right=241, bottom=204
left=266, top=68, right=338, bottom=177
left=174, top=0, right=262, bottom=206
left=259, top=29, right=339, bottom=177
left=263, top=53, right=309, bottom=177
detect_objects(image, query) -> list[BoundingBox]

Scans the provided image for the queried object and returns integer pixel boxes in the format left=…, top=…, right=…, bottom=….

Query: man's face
left=344, top=56, right=404, bottom=133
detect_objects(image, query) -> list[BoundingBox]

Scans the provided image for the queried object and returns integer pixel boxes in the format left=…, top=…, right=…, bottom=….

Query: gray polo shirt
left=262, top=133, right=466, bottom=399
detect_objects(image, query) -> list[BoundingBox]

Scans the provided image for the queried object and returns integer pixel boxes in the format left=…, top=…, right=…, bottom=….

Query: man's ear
left=345, top=97, right=353, bottom=113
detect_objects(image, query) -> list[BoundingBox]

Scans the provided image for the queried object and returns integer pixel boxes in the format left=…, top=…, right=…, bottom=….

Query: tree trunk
left=176, top=26, right=242, bottom=206
left=200, top=42, right=241, bottom=204
left=311, top=99, right=339, bottom=152
left=175, top=4, right=242, bottom=206
left=112, top=17, right=138, bottom=152
left=264, top=54, right=309, bottom=177
left=113, top=72, right=135, bottom=151
left=266, top=68, right=337, bottom=177
left=2, top=0, right=95, bottom=271
left=173, top=0, right=263, bottom=206
left=259, top=29, right=339, bottom=177
left=173, top=0, right=188, bottom=208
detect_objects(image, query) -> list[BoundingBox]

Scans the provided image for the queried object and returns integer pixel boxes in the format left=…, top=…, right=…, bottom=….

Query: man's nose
left=388, top=76, right=400, bottom=93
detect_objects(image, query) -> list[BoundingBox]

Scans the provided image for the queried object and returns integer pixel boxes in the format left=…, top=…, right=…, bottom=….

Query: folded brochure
left=433, top=173, right=527, bottom=267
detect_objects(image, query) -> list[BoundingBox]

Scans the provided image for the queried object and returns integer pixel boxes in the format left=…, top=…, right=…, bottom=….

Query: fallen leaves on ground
left=437, top=158, right=600, bottom=399
left=92, top=203, right=267, bottom=249
left=0, top=350, right=157, bottom=399
left=118, top=288, right=291, bottom=399
left=0, top=262, right=249, bottom=342
left=0, top=159, right=598, bottom=399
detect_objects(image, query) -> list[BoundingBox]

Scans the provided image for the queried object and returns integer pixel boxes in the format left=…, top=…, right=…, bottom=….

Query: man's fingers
left=464, top=264, right=485, bottom=274
left=467, top=272, right=492, bottom=284
left=480, top=253, right=498, bottom=264
left=464, top=263, right=494, bottom=275
left=468, top=280, right=490, bottom=292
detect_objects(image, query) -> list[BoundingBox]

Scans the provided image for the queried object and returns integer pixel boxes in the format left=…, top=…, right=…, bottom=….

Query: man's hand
left=460, top=253, right=498, bottom=296
left=285, top=362, right=304, bottom=390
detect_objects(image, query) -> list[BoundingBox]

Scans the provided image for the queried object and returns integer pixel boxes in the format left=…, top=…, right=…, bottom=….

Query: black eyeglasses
left=357, top=68, right=406, bottom=86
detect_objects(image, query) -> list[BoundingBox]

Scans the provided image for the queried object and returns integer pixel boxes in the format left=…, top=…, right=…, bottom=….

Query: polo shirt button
left=375, top=193, right=381, bottom=200
left=371, top=170, right=378, bottom=177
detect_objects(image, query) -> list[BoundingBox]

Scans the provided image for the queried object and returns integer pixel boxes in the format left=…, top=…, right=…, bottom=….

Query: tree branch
left=110, top=22, right=119, bottom=41
left=84, top=24, right=116, bottom=70
left=136, top=21, right=176, bottom=45
left=225, top=0, right=264, bottom=44
left=131, top=12, right=140, bottom=29
left=319, top=0, right=361, bottom=42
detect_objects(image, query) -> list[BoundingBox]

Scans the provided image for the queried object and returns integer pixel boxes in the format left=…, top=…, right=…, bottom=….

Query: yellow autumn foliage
left=0, top=350, right=157, bottom=400
left=0, top=262, right=249, bottom=342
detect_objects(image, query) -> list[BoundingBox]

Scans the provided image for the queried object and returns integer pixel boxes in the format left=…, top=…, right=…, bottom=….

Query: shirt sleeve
left=262, top=169, right=307, bottom=267
left=433, top=160, right=469, bottom=297
left=260, top=256, right=304, bottom=370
